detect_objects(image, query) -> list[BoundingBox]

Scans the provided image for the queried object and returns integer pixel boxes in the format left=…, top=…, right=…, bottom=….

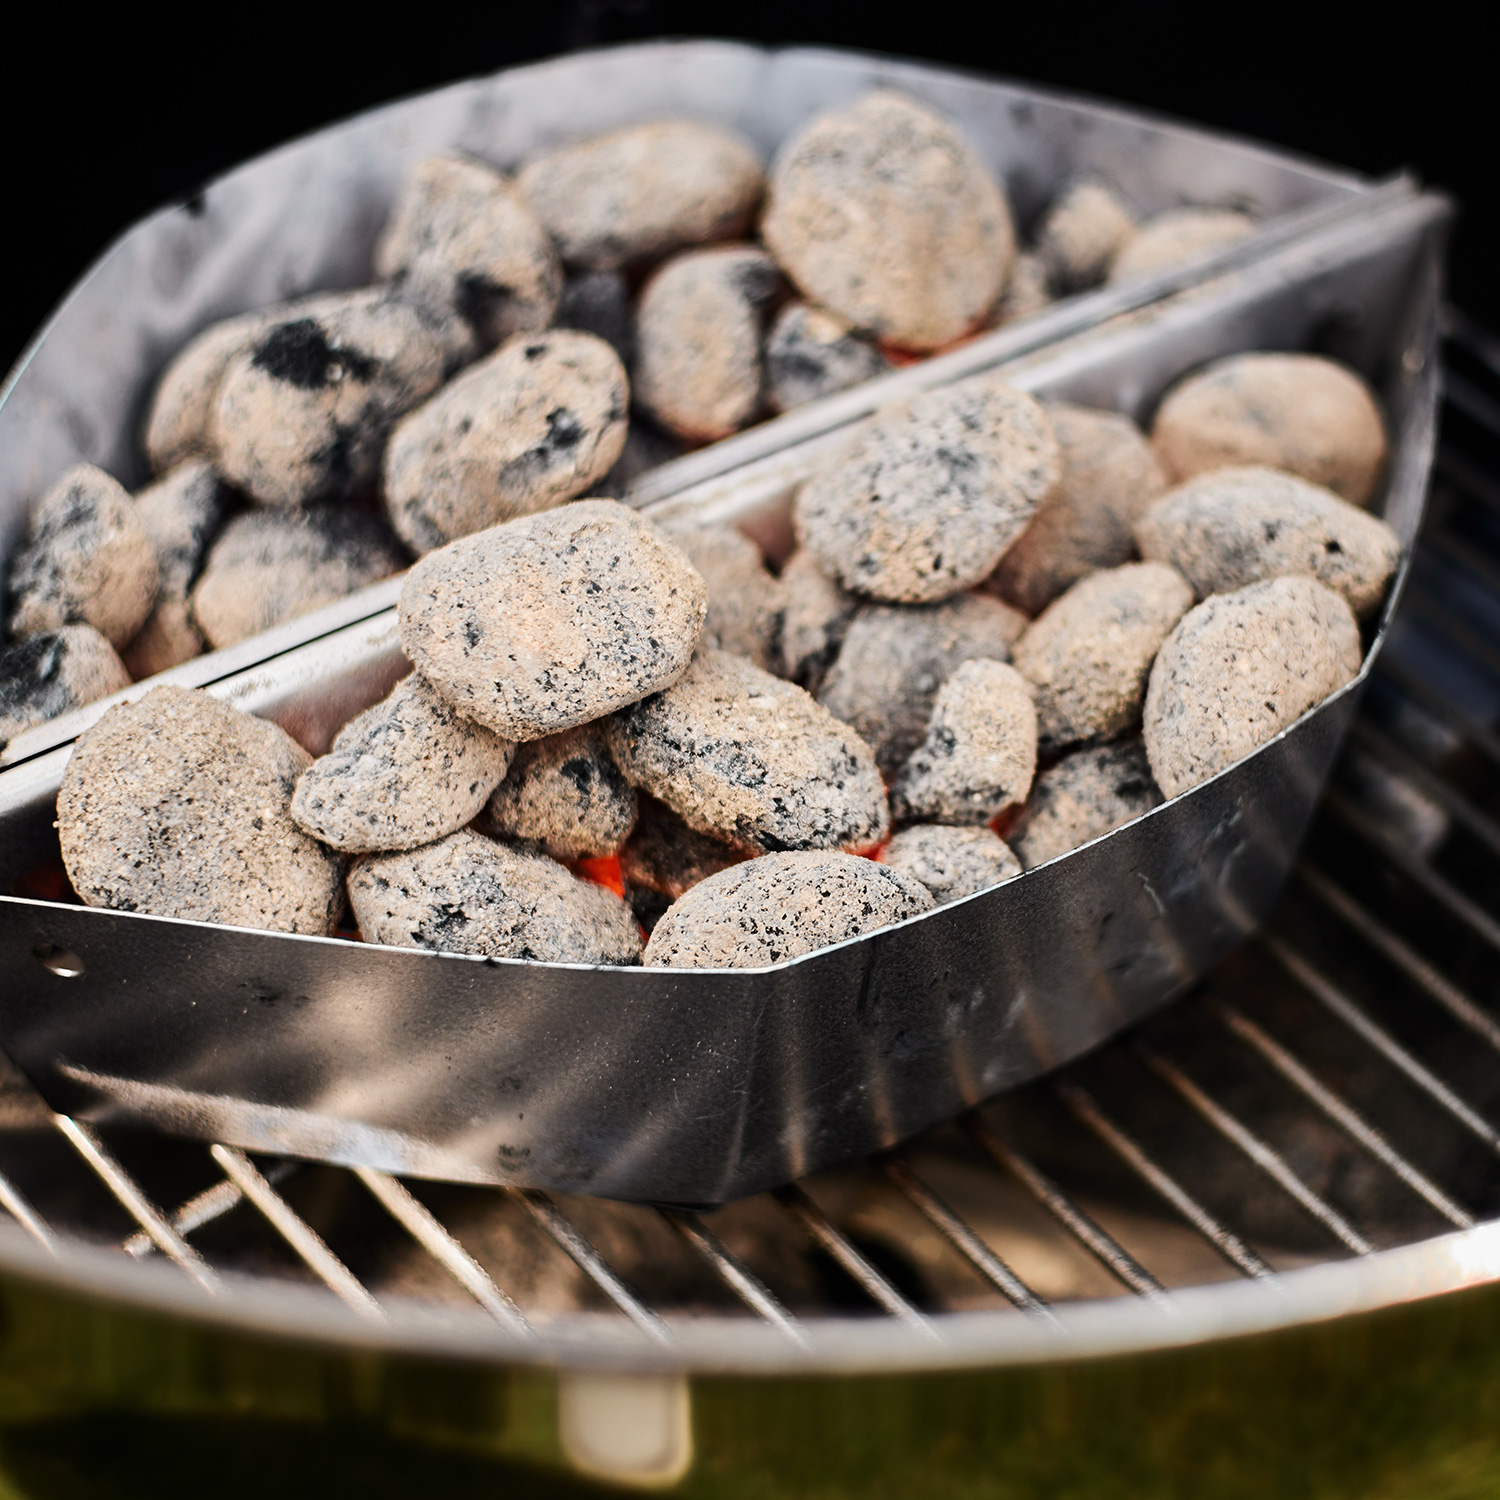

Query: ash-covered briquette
left=1143, top=575, right=1362, bottom=799
left=373, top=155, right=562, bottom=352
left=891, top=658, right=1038, bottom=825
left=349, top=829, right=642, bottom=965
left=1010, top=740, right=1162, bottom=869
left=795, top=375, right=1060, bottom=604
left=1013, top=562, right=1194, bottom=752
left=619, top=795, right=747, bottom=904
left=764, top=303, right=888, bottom=414
left=142, top=310, right=269, bottom=474
left=774, top=549, right=859, bottom=692
left=988, top=405, right=1167, bottom=616
left=483, top=720, right=638, bottom=861
left=210, top=287, right=472, bottom=509
left=818, top=592, right=1028, bottom=779
left=1037, top=182, right=1136, bottom=293
left=122, top=460, right=228, bottom=678
left=654, top=519, right=781, bottom=671
left=879, top=824, right=1021, bottom=905
left=516, top=119, right=764, bottom=271
left=994, top=252, right=1052, bottom=326
left=56, top=684, right=345, bottom=936
left=383, top=329, right=628, bottom=554
left=0, top=626, right=129, bottom=745
left=762, top=91, right=1014, bottom=352
left=556, top=269, right=635, bottom=366
left=1107, top=207, right=1255, bottom=284
left=1151, top=352, right=1389, bottom=507
left=634, top=246, right=784, bottom=442
left=130, top=461, right=225, bottom=600
left=290, top=673, right=514, bottom=854
left=642, top=850, right=934, bottom=969
left=607, top=648, right=889, bottom=855
left=7, top=464, right=159, bottom=650
left=190, top=507, right=406, bottom=650
left=398, top=500, right=706, bottom=740
left=1136, top=465, right=1402, bottom=618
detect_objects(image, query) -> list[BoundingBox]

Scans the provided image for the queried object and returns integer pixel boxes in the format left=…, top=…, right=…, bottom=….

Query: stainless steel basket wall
left=0, top=186, right=1450, bottom=1204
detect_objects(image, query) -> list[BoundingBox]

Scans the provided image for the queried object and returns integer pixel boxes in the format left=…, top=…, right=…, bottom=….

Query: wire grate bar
left=1422, top=527, right=1500, bottom=611
left=1443, top=304, right=1500, bottom=377
left=1134, top=1045, right=1375, bottom=1255
left=1373, top=656, right=1500, bottom=771
left=1435, top=445, right=1500, bottom=523
left=1350, top=719, right=1500, bottom=861
left=511, top=1189, right=673, bottom=1345
left=663, top=1210, right=809, bottom=1348
left=123, top=1179, right=243, bottom=1261
left=55, top=1117, right=219, bottom=1292
left=1054, top=1081, right=1275, bottom=1280
left=1262, top=933, right=1500, bottom=1153
left=963, top=1113, right=1169, bottom=1302
left=354, top=1168, right=533, bottom=1337
left=1216, top=1002, right=1474, bottom=1230
left=773, top=1185, right=938, bottom=1335
left=1402, top=588, right=1500, bottom=685
left=123, top=1160, right=300, bottom=1259
left=1326, top=790, right=1500, bottom=958
left=0, top=1166, right=56, bottom=1255
left=1295, top=864, right=1500, bottom=1056
left=1442, top=366, right=1500, bottom=442
left=880, top=1157, right=1054, bottom=1319
left=210, top=1145, right=383, bottom=1319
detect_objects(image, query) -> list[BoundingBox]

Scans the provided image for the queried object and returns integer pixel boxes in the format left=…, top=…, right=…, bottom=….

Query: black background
left=3, top=2, right=1485, bottom=374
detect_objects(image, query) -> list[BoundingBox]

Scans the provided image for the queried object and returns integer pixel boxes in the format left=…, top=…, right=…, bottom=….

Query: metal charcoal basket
left=0, top=175, right=1450, bottom=1203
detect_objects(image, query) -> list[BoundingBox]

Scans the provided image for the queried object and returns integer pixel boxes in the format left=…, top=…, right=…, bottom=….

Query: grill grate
left=3, top=314, right=1500, bottom=1360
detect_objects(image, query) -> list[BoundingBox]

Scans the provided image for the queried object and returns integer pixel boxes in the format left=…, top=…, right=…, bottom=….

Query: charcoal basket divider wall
left=0, top=185, right=1452, bottom=1212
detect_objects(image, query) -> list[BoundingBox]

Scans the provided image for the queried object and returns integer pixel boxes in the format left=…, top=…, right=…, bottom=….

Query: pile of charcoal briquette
left=3, top=89, right=1261, bottom=744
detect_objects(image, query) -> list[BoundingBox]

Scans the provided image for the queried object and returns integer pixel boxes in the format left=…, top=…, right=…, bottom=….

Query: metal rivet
left=33, top=944, right=84, bottom=978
